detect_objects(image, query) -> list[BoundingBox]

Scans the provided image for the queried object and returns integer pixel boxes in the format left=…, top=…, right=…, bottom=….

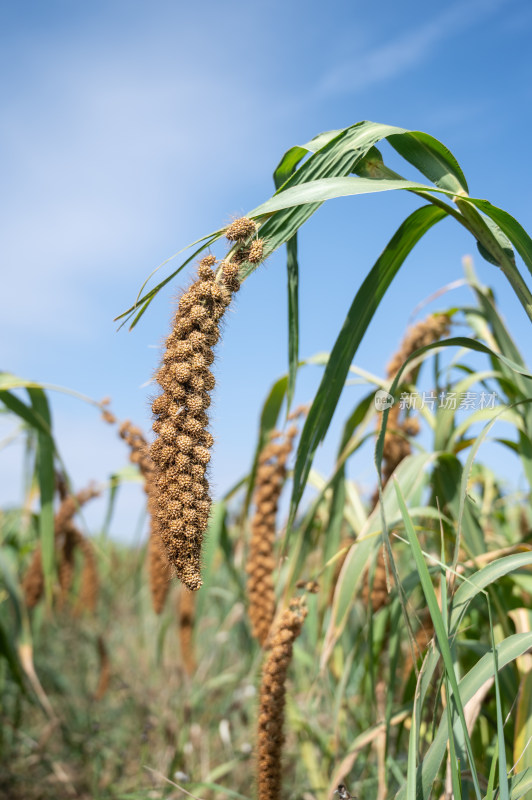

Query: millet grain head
left=246, top=420, right=301, bottom=646
left=150, top=255, right=242, bottom=591
left=22, top=548, right=45, bottom=608
left=366, top=313, right=451, bottom=612
left=225, top=217, right=257, bottom=242
left=22, top=484, right=100, bottom=610
left=257, top=598, right=307, bottom=800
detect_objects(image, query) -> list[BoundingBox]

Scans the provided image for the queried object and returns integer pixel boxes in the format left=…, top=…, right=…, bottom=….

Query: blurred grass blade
left=289, top=204, right=446, bottom=527
left=508, top=768, right=532, bottom=800
left=285, top=235, right=299, bottom=412
left=322, top=451, right=436, bottom=667
left=395, top=633, right=532, bottom=800
left=488, top=601, right=509, bottom=800
left=376, top=337, right=532, bottom=491
left=27, top=388, right=55, bottom=604
left=0, top=389, right=51, bottom=435
left=514, top=669, right=532, bottom=784
left=450, top=552, right=532, bottom=637
left=0, top=615, right=25, bottom=690
left=445, top=673, right=463, bottom=800
left=272, top=140, right=308, bottom=414
left=394, top=479, right=482, bottom=800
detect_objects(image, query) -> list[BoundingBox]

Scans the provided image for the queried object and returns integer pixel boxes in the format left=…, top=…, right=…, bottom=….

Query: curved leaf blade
left=289, top=204, right=447, bottom=526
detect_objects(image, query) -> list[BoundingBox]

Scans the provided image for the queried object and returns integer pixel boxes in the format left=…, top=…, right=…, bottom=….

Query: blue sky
left=1, top=0, right=531, bottom=541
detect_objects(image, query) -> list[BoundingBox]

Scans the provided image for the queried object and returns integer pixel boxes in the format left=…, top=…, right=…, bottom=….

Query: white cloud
left=316, top=0, right=511, bottom=97
left=0, top=8, right=289, bottom=344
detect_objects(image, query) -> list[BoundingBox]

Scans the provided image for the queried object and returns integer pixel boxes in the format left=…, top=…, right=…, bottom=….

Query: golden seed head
left=225, top=217, right=257, bottom=241
left=210, top=284, right=231, bottom=304
left=178, top=292, right=195, bottom=313
left=159, top=421, right=177, bottom=444
left=166, top=482, right=181, bottom=499
left=190, top=353, right=207, bottom=371
left=175, top=434, right=194, bottom=453
left=188, top=393, right=209, bottom=413
left=180, top=415, right=204, bottom=437
left=166, top=340, right=193, bottom=360
left=202, top=431, right=214, bottom=448
left=191, top=481, right=206, bottom=498
left=199, top=254, right=216, bottom=270
left=152, top=395, right=170, bottom=416
left=222, top=261, right=240, bottom=283
left=203, top=372, right=215, bottom=391
left=101, top=409, right=116, bottom=425
left=188, top=330, right=206, bottom=349
left=166, top=500, right=183, bottom=518
left=172, top=362, right=192, bottom=383
left=190, top=374, right=204, bottom=392
left=168, top=518, right=185, bottom=534
left=190, top=305, right=208, bottom=323
left=174, top=453, right=191, bottom=472
left=182, top=507, right=197, bottom=523
left=197, top=499, right=210, bottom=515
left=193, top=445, right=211, bottom=465
left=247, top=238, right=264, bottom=264
left=190, top=464, right=205, bottom=481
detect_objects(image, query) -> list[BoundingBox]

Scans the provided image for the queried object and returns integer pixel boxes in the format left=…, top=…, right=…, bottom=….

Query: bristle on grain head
left=246, top=422, right=301, bottom=646
left=225, top=216, right=257, bottom=242
left=257, top=598, right=307, bottom=800
left=150, top=255, right=241, bottom=591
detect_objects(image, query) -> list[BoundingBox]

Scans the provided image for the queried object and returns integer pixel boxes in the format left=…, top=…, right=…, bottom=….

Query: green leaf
left=395, top=480, right=482, bottom=800
left=395, top=633, right=532, bottom=800
left=27, top=389, right=55, bottom=604
left=0, top=389, right=51, bottom=435
left=249, top=176, right=438, bottom=217
left=387, top=129, right=468, bottom=193
left=285, top=235, right=299, bottom=413
left=450, top=551, right=532, bottom=638
left=508, top=766, right=532, bottom=800
left=469, top=199, right=532, bottom=281
left=289, top=204, right=447, bottom=526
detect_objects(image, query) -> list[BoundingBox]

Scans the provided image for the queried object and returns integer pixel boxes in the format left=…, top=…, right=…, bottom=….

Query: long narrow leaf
left=395, top=481, right=482, bottom=800
left=395, top=633, right=532, bottom=800
left=289, top=204, right=447, bottom=527
left=27, top=388, right=55, bottom=604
